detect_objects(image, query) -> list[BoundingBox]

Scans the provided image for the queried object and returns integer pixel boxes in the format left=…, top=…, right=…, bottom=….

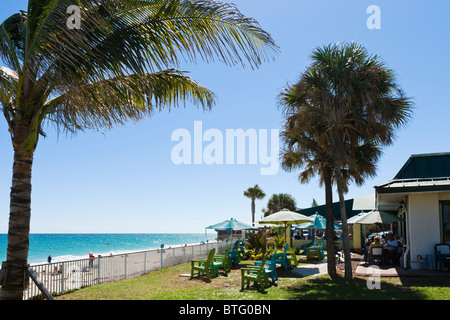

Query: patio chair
left=230, top=240, right=241, bottom=266
left=306, top=237, right=325, bottom=261
left=434, top=243, right=450, bottom=271
left=241, top=254, right=269, bottom=292
left=395, top=245, right=404, bottom=265
left=301, top=237, right=318, bottom=254
left=254, top=250, right=279, bottom=284
left=212, top=244, right=232, bottom=275
left=273, top=244, right=291, bottom=270
left=190, top=248, right=216, bottom=281
left=286, top=247, right=298, bottom=267
left=370, top=246, right=384, bottom=266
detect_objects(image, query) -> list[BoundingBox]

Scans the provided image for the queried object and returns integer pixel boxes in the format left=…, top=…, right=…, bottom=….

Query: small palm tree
left=244, top=184, right=265, bottom=226
left=263, top=193, right=297, bottom=217
left=0, top=0, right=278, bottom=299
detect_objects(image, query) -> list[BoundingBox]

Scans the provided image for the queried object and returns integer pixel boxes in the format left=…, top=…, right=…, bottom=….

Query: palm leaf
left=44, top=69, right=215, bottom=133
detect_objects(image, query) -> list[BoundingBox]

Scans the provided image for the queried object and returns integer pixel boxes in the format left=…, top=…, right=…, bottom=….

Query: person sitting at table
left=394, top=234, right=402, bottom=246
left=369, top=236, right=383, bottom=251
left=368, top=236, right=383, bottom=264
left=385, top=234, right=400, bottom=264
left=385, top=234, right=398, bottom=247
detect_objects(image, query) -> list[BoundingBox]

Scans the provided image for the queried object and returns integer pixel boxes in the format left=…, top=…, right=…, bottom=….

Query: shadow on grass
left=284, top=276, right=429, bottom=300
left=398, top=276, right=450, bottom=288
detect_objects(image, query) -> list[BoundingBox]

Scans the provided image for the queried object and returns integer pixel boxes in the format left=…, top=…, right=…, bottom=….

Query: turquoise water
left=0, top=233, right=217, bottom=264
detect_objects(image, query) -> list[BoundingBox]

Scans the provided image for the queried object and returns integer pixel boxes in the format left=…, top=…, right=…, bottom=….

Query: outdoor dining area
left=193, top=210, right=336, bottom=291
left=347, top=210, right=404, bottom=267
left=189, top=238, right=299, bottom=292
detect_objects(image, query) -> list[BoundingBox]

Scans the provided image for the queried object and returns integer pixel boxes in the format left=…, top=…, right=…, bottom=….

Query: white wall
left=408, top=193, right=441, bottom=268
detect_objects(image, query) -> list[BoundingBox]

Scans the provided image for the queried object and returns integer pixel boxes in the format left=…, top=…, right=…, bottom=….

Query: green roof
left=296, top=199, right=360, bottom=220
left=376, top=152, right=450, bottom=194
left=394, top=152, right=450, bottom=179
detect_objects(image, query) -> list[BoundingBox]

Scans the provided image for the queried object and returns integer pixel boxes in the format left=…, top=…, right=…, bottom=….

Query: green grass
left=55, top=260, right=450, bottom=300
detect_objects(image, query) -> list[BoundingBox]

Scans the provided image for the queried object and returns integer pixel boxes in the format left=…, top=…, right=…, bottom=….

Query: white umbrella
left=349, top=210, right=398, bottom=224
left=258, top=209, right=313, bottom=246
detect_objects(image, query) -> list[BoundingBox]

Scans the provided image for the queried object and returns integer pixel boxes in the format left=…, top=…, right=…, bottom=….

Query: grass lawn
left=55, top=259, right=450, bottom=300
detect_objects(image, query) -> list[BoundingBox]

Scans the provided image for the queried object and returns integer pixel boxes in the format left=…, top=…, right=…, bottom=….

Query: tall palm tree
left=280, top=110, right=381, bottom=278
left=243, top=184, right=265, bottom=226
left=284, top=42, right=413, bottom=280
left=280, top=113, right=338, bottom=277
left=262, top=193, right=297, bottom=217
left=0, top=0, right=278, bottom=299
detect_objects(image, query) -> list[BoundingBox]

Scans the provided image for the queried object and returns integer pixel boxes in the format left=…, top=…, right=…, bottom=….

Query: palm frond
left=43, top=69, right=215, bottom=134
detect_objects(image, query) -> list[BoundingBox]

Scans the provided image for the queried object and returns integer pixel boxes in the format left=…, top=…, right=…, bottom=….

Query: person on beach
left=48, top=255, right=52, bottom=264
left=89, top=251, right=95, bottom=268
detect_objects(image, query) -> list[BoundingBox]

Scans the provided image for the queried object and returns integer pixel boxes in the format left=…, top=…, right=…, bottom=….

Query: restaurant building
left=375, top=152, right=450, bottom=269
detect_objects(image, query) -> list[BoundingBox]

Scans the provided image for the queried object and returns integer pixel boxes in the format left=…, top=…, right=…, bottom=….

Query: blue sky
left=1, top=0, right=450, bottom=233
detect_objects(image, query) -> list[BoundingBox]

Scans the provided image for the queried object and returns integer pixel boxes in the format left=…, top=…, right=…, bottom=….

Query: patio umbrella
left=295, top=213, right=340, bottom=230
left=294, top=213, right=340, bottom=237
left=258, top=209, right=313, bottom=246
left=348, top=210, right=398, bottom=224
left=205, top=218, right=258, bottom=242
left=205, top=218, right=259, bottom=231
left=347, top=211, right=370, bottom=224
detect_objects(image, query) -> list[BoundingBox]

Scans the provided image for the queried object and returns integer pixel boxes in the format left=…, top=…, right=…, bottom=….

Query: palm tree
left=280, top=111, right=381, bottom=278
left=280, top=113, right=338, bottom=277
left=244, top=184, right=266, bottom=226
left=0, top=0, right=278, bottom=299
left=262, top=193, right=297, bottom=217
left=283, top=42, right=413, bottom=280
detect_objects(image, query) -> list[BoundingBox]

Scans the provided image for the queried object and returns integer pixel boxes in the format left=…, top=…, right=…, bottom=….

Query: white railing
left=22, top=240, right=228, bottom=300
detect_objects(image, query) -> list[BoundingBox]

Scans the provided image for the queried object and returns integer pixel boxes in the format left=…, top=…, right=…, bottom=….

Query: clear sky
left=1, top=0, right=450, bottom=234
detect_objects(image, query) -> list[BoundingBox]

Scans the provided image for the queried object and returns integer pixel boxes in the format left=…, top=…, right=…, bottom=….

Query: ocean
left=0, top=233, right=217, bottom=265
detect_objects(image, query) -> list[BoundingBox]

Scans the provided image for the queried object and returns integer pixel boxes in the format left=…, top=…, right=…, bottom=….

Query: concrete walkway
left=291, top=260, right=328, bottom=277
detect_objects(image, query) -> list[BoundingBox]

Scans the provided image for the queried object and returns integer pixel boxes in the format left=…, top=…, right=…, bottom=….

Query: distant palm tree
left=244, top=184, right=266, bottom=226
left=263, top=193, right=297, bottom=217
left=0, top=0, right=278, bottom=299
left=281, top=42, right=413, bottom=280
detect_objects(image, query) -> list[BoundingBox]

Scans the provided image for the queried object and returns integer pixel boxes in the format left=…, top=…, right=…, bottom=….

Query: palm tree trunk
left=330, top=136, right=352, bottom=280
left=323, top=167, right=337, bottom=278
left=251, top=198, right=255, bottom=226
left=334, top=173, right=352, bottom=280
left=0, top=149, right=34, bottom=300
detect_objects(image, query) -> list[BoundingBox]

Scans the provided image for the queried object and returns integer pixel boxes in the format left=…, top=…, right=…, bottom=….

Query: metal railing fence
left=22, top=240, right=228, bottom=300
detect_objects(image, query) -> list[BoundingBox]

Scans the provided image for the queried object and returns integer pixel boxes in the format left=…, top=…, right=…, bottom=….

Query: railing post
left=124, top=255, right=127, bottom=279
left=61, top=263, right=65, bottom=293
left=160, top=244, right=164, bottom=269
left=144, top=251, right=147, bottom=274
left=98, top=256, right=101, bottom=284
left=172, top=247, right=175, bottom=267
